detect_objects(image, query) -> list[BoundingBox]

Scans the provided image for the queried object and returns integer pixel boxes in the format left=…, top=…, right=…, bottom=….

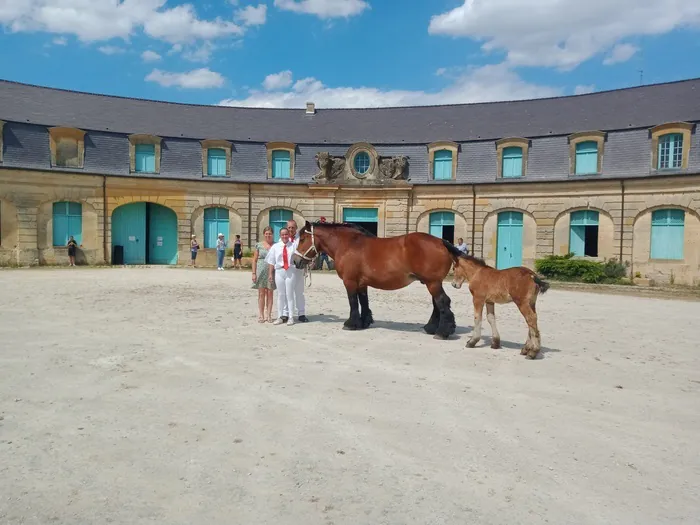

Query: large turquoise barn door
left=148, top=204, right=178, bottom=264
left=112, top=203, right=146, bottom=264
left=343, top=208, right=379, bottom=236
left=496, top=211, right=523, bottom=269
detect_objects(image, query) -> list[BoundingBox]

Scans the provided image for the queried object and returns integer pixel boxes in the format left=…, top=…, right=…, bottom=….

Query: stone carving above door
left=312, top=142, right=410, bottom=185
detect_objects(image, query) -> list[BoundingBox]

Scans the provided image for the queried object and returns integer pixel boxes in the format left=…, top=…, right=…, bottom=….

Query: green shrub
left=535, top=253, right=629, bottom=284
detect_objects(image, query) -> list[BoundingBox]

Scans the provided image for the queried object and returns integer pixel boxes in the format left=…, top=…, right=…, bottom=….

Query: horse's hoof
left=491, top=339, right=501, bottom=349
left=343, top=325, right=357, bottom=331
left=466, top=339, right=478, bottom=348
left=520, top=347, right=529, bottom=355
left=423, top=324, right=437, bottom=335
left=526, top=349, right=540, bottom=360
left=433, top=334, right=448, bottom=340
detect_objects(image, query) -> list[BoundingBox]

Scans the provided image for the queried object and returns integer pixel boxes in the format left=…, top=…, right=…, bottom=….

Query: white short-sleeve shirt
left=265, top=240, right=296, bottom=269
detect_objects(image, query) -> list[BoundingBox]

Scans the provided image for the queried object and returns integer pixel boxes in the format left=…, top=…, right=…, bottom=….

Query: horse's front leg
left=358, top=287, right=374, bottom=329
left=486, top=302, right=501, bottom=349
left=343, top=282, right=362, bottom=330
left=466, top=297, right=485, bottom=347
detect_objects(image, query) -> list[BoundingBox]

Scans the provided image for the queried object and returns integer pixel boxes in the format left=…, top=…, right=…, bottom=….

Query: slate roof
left=1, top=77, right=699, bottom=145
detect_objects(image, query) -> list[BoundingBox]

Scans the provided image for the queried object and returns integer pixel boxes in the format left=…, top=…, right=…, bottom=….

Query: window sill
left=649, top=258, right=685, bottom=262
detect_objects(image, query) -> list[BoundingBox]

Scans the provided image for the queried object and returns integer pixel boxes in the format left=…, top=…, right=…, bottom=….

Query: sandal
left=258, top=316, right=265, bottom=323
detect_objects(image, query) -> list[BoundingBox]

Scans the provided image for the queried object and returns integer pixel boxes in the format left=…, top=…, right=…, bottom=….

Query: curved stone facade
left=1, top=79, right=699, bottom=284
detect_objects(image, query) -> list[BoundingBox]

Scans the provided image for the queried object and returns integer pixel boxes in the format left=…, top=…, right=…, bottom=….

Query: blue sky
left=1, top=0, right=699, bottom=108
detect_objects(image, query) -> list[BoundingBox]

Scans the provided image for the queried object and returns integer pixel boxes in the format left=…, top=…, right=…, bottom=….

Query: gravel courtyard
left=1, top=267, right=699, bottom=525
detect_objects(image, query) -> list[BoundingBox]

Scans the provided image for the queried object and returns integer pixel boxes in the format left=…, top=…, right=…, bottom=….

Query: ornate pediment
left=312, top=142, right=410, bottom=185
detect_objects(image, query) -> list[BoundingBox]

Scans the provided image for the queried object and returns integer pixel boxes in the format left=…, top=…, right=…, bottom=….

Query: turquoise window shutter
left=433, top=150, right=453, bottom=180
left=204, top=207, right=230, bottom=248
left=135, top=144, right=156, bottom=173
left=207, top=148, right=227, bottom=176
left=342, top=208, right=379, bottom=222
left=271, top=150, right=291, bottom=178
left=651, top=209, right=684, bottom=259
left=429, top=211, right=455, bottom=238
left=575, top=141, right=598, bottom=175
left=53, top=201, right=82, bottom=246
left=502, top=147, right=523, bottom=178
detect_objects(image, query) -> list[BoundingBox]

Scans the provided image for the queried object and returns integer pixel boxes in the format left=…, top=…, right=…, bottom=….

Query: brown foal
left=448, top=246, right=550, bottom=359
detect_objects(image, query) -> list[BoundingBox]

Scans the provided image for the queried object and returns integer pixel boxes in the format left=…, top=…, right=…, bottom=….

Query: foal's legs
left=466, top=297, right=485, bottom=348
left=486, top=302, right=501, bottom=349
left=343, top=282, right=362, bottom=330
left=358, top=287, right=374, bottom=329
left=427, top=282, right=456, bottom=339
left=515, top=299, right=541, bottom=359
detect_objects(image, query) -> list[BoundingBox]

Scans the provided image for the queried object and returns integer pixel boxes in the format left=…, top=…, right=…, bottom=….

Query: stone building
left=0, top=78, right=699, bottom=284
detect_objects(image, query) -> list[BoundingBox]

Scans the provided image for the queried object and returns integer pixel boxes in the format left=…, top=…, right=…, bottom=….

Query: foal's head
left=451, top=255, right=488, bottom=289
left=451, top=258, right=468, bottom=289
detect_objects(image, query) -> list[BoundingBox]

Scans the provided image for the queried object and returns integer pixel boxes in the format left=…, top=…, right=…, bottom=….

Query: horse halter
left=294, top=224, right=319, bottom=262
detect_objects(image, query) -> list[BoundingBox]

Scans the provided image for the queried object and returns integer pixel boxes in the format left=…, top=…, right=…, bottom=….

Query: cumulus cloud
left=273, top=0, right=369, bottom=19
left=182, top=41, right=216, bottom=63
left=235, top=4, right=267, bottom=26
left=98, top=45, right=125, bottom=55
left=263, top=70, right=294, bottom=90
left=145, top=68, right=225, bottom=89
left=603, top=43, right=639, bottom=65
left=574, top=84, right=596, bottom=95
left=428, top=0, right=700, bottom=70
left=141, top=50, right=162, bottom=62
left=220, top=64, right=562, bottom=108
left=0, top=0, right=248, bottom=44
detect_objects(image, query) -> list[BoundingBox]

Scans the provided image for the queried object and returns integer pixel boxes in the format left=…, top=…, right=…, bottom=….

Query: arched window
left=429, top=211, right=455, bottom=243
left=269, top=209, right=293, bottom=241
left=569, top=210, right=599, bottom=257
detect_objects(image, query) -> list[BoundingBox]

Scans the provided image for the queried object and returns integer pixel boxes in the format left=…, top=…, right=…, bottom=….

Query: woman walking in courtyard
left=190, top=234, right=200, bottom=267
left=216, top=233, right=227, bottom=270
left=252, top=226, right=276, bottom=322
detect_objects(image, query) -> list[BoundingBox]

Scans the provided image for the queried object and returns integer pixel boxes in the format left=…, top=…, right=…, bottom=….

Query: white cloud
left=52, top=36, right=67, bottom=45
left=236, top=4, right=267, bottom=26
left=603, top=43, right=639, bottom=65
left=182, top=41, right=216, bottom=63
left=574, top=84, right=596, bottom=95
left=146, top=68, right=225, bottom=89
left=428, top=0, right=700, bottom=70
left=220, top=64, right=562, bottom=108
left=0, top=0, right=246, bottom=44
left=98, top=45, right=125, bottom=55
left=273, top=0, right=369, bottom=19
left=141, top=50, right=162, bottom=62
left=263, top=70, right=294, bottom=90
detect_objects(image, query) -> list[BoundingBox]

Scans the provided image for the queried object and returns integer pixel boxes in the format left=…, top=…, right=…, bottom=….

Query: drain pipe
left=471, top=184, right=476, bottom=254
left=247, top=183, right=252, bottom=249
left=103, top=175, right=108, bottom=264
left=405, top=187, right=413, bottom=234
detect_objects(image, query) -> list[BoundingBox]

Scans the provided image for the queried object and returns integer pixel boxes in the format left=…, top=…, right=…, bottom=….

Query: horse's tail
left=532, top=274, right=550, bottom=295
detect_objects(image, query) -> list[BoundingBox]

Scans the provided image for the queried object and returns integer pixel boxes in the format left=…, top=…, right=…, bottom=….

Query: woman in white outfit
left=264, top=227, right=296, bottom=326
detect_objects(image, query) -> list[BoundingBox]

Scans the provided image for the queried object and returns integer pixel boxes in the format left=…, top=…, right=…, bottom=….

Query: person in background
left=265, top=227, right=296, bottom=326
left=316, top=216, right=332, bottom=270
left=232, top=234, right=243, bottom=269
left=66, top=235, right=78, bottom=267
left=216, top=233, right=227, bottom=270
left=252, top=226, right=275, bottom=323
left=190, top=234, right=200, bottom=267
left=456, top=237, right=469, bottom=255
left=286, top=219, right=308, bottom=322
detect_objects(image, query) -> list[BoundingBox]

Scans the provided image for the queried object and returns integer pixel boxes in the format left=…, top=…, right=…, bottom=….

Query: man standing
left=456, top=237, right=469, bottom=255
left=286, top=219, right=308, bottom=322
left=264, top=227, right=296, bottom=326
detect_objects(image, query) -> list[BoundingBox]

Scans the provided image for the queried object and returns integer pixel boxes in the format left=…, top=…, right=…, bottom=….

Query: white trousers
left=293, top=267, right=305, bottom=316
left=274, top=268, right=296, bottom=319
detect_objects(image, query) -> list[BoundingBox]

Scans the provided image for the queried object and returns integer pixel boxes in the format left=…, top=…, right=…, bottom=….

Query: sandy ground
left=1, top=267, right=699, bottom=525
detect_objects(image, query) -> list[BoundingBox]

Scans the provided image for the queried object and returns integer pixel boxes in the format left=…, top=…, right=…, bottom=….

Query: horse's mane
left=311, top=221, right=377, bottom=237
left=441, top=239, right=488, bottom=267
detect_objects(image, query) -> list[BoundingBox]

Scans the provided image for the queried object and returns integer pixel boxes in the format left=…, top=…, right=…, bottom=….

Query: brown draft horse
left=448, top=245, right=550, bottom=359
left=291, top=221, right=457, bottom=339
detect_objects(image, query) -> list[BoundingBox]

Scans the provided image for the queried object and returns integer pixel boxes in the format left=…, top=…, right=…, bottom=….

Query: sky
left=0, top=0, right=699, bottom=109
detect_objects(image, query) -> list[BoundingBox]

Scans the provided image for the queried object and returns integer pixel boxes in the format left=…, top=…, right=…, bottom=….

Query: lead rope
left=304, top=262, right=312, bottom=288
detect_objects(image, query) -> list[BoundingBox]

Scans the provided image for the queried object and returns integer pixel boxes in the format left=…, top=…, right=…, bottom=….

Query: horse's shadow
left=311, top=314, right=561, bottom=358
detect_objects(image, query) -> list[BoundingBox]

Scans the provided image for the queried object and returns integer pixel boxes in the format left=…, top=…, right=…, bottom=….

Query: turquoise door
left=148, top=204, right=178, bottom=264
left=496, top=211, right=523, bottom=269
left=269, top=209, right=293, bottom=242
left=112, top=203, right=146, bottom=264
left=343, top=208, right=379, bottom=236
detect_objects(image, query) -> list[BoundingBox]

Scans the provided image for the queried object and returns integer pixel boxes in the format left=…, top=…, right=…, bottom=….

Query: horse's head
left=451, top=258, right=468, bottom=289
left=292, top=220, right=319, bottom=269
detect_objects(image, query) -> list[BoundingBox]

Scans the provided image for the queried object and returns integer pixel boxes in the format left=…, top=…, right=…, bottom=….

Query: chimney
left=305, top=101, right=316, bottom=115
